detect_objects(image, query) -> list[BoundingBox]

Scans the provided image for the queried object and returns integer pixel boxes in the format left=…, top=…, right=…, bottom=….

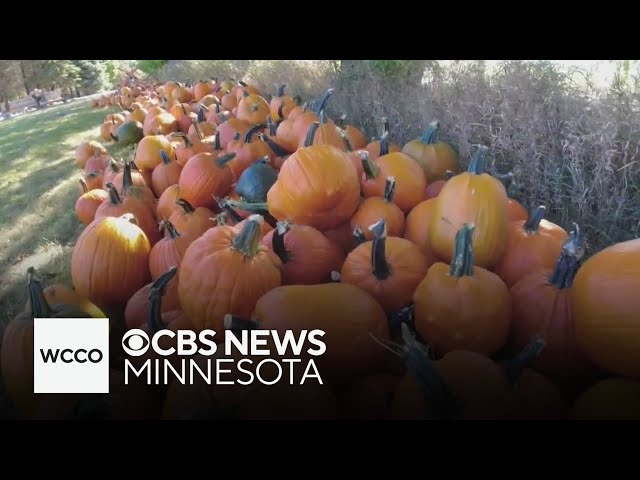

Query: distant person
left=31, top=88, right=44, bottom=109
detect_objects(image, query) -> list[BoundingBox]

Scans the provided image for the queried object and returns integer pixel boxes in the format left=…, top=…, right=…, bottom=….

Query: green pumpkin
left=112, top=121, right=144, bottom=146
left=235, top=156, right=278, bottom=203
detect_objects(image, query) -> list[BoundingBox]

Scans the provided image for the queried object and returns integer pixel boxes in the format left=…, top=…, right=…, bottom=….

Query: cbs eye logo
left=122, top=329, right=150, bottom=356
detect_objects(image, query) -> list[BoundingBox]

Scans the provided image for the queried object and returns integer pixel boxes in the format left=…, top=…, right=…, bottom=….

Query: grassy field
left=0, top=99, right=128, bottom=327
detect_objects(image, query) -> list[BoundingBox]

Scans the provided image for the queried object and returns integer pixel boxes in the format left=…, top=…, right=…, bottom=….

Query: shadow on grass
left=0, top=100, right=125, bottom=325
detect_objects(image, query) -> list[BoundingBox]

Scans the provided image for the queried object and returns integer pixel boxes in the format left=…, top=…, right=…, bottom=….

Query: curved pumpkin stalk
left=504, top=336, right=547, bottom=385
left=369, top=219, right=391, bottom=280
left=353, top=225, right=366, bottom=246
left=147, top=266, right=178, bottom=334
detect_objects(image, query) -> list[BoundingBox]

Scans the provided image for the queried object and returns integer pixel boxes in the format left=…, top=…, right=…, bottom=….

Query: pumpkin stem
left=420, top=120, right=440, bottom=144
left=216, top=198, right=244, bottom=223
left=26, top=267, right=53, bottom=318
left=276, top=84, right=286, bottom=97
left=449, top=223, right=475, bottom=277
left=231, top=214, right=264, bottom=257
left=277, top=103, right=286, bottom=121
left=379, top=132, right=390, bottom=157
left=266, top=116, right=278, bottom=136
left=304, top=122, right=320, bottom=147
left=330, top=271, right=341, bottom=282
left=524, top=205, right=546, bottom=233
left=216, top=152, right=236, bottom=167
left=388, top=304, right=415, bottom=330
left=244, top=124, right=264, bottom=143
left=445, top=170, right=455, bottom=180
left=147, top=266, right=178, bottom=334
left=160, top=150, right=171, bottom=166
left=197, top=106, right=207, bottom=123
left=312, top=88, right=334, bottom=114
left=379, top=117, right=390, bottom=156
left=340, top=129, right=353, bottom=152
left=262, top=133, right=291, bottom=156
left=233, top=132, right=241, bottom=142
left=549, top=224, right=584, bottom=289
left=110, top=132, right=118, bottom=142
left=353, top=225, right=366, bottom=246
left=360, top=151, right=380, bottom=180
left=370, top=219, right=391, bottom=280
left=225, top=198, right=269, bottom=212
left=79, top=179, right=88, bottom=193
left=122, top=159, right=135, bottom=192
left=105, top=183, right=123, bottom=205
left=107, top=158, right=120, bottom=174
left=160, top=219, right=180, bottom=239
left=214, top=132, right=221, bottom=150
left=336, top=113, right=346, bottom=130
left=399, top=323, right=460, bottom=419
left=224, top=314, right=259, bottom=333
left=193, top=121, right=204, bottom=141
left=238, top=80, right=248, bottom=87
left=504, top=336, right=546, bottom=385
left=175, top=198, right=195, bottom=214
left=175, top=132, right=193, bottom=148
left=467, top=145, right=489, bottom=175
left=272, top=221, right=291, bottom=263
left=293, top=95, right=302, bottom=106
left=319, top=109, right=329, bottom=125
left=215, top=104, right=221, bottom=114
left=383, top=177, right=396, bottom=203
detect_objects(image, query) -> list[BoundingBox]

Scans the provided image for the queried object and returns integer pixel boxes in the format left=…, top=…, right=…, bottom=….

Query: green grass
left=0, top=99, right=132, bottom=326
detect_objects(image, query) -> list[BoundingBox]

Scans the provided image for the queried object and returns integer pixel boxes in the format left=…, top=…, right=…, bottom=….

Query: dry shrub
left=158, top=60, right=640, bottom=256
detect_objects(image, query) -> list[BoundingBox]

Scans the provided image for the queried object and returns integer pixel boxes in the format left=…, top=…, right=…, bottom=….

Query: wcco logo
left=33, top=318, right=110, bottom=394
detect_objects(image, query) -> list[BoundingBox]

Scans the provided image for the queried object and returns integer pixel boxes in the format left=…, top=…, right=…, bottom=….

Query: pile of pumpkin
left=3, top=79, right=639, bottom=420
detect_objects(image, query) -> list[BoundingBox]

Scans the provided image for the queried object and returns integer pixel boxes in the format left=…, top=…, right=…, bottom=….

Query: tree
left=137, top=60, right=169, bottom=76
left=0, top=60, right=24, bottom=112
left=72, top=60, right=108, bottom=94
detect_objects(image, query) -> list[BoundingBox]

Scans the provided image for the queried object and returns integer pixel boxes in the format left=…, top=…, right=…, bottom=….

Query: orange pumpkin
left=507, top=198, right=528, bottom=222
left=250, top=282, right=389, bottom=385
left=71, top=213, right=151, bottom=307
left=168, top=199, right=215, bottom=246
left=494, top=205, right=568, bottom=288
left=75, top=180, right=108, bottom=226
left=156, top=184, right=182, bottom=220
left=360, top=151, right=427, bottom=214
left=572, top=236, right=640, bottom=379
left=135, top=134, right=176, bottom=170
left=236, top=91, right=270, bottom=125
left=75, top=140, right=107, bottom=168
left=151, top=150, right=183, bottom=198
left=178, top=151, right=235, bottom=210
left=401, top=121, right=459, bottom=182
left=173, top=132, right=217, bottom=166
left=149, top=220, right=188, bottom=281
left=95, top=183, right=161, bottom=246
left=404, top=198, right=436, bottom=262
left=261, top=221, right=345, bottom=285
left=336, top=114, right=367, bottom=150
left=429, top=146, right=508, bottom=269
left=350, top=177, right=405, bottom=241
left=413, top=223, right=511, bottom=356
left=269, top=84, right=296, bottom=121
left=178, top=215, right=282, bottom=331
left=82, top=171, right=103, bottom=191
left=509, top=226, right=598, bottom=392
left=299, top=113, right=344, bottom=150
left=341, top=219, right=430, bottom=314
left=217, top=118, right=251, bottom=149
left=267, top=144, right=361, bottom=230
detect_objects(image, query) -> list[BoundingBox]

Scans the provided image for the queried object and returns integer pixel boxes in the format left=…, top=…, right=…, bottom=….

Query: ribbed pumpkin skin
left=71, top=214, right=151, bottom=307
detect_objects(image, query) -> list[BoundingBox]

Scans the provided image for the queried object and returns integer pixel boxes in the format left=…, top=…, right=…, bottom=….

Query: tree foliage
left=137, top=60, right=169, bottom=75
